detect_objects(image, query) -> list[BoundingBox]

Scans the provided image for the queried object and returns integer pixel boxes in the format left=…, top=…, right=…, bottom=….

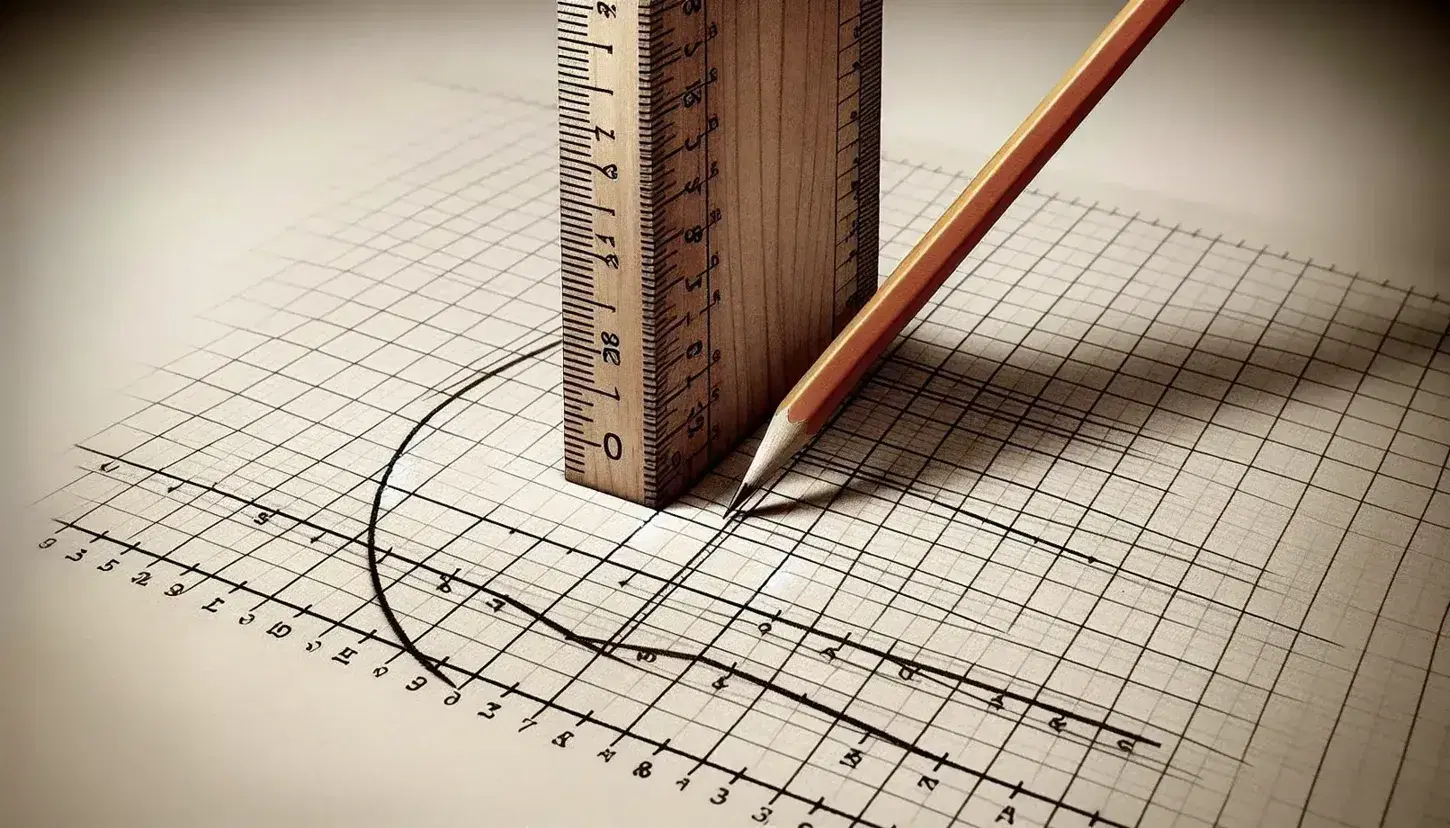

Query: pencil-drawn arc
left=364, top=338, right=564, bottom=689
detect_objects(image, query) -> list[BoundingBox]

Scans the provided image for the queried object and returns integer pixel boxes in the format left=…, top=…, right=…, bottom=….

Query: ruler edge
left=638, top=0, right=668, bottom=506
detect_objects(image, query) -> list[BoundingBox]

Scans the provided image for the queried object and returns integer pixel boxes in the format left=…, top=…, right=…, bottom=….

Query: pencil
left=727, top=0, right=1186, bottom=515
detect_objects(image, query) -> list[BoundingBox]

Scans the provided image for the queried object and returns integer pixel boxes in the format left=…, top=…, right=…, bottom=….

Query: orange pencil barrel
left=782, top=0, right=1185, bottom=431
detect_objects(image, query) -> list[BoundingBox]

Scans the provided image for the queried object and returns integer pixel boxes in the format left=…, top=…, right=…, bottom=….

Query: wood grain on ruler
left=559, top=0, right=882, bottom=507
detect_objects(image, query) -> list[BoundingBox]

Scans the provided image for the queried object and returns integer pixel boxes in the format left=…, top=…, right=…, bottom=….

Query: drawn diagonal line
left=573, top=638, right=1134, bottom=827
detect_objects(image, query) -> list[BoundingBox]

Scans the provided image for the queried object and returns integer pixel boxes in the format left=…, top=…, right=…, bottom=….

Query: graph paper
left=31, top=84, right=1450, bottom=828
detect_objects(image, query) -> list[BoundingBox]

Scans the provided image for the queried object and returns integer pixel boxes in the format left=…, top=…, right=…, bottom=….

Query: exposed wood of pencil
left=782, top=0, right=1185, bottom=433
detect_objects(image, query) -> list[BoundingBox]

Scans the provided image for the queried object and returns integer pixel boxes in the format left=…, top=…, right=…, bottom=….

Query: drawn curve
left=365, top=339, right=563, bottom=689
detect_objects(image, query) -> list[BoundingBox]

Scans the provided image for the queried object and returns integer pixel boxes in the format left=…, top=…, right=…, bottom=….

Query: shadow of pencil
left=743, top=485, right=843, bottom=518
left=739, top=272, right=1419, bottom=643
left=789, top=268, right=1389, bottom=564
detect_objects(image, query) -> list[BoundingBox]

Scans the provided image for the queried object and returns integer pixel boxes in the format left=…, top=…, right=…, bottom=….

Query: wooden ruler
left=558, top=0, right=883, bottom=507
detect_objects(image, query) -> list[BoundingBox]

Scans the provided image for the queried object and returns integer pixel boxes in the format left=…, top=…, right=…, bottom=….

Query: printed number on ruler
left=558, top=0, right=637, bottom=493
left=558, top=0, right=725, bottom=505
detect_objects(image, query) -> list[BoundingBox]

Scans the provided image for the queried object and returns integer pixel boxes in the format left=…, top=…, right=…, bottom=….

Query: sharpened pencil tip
left=725, top=412, right=812, bottom=519
left=725, top=481, right=755, bottom=516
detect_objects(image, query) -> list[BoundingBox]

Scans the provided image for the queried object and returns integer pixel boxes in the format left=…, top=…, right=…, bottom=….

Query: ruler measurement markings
left=835, top=0, right=863, bottom=324
left=646, top=0, right=720, bottom=503
left=559, top=0, right=649, bottom=495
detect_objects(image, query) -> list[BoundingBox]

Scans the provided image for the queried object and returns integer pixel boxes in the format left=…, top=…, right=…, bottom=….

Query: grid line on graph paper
left=35, top=85, right=1450, bottom=828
